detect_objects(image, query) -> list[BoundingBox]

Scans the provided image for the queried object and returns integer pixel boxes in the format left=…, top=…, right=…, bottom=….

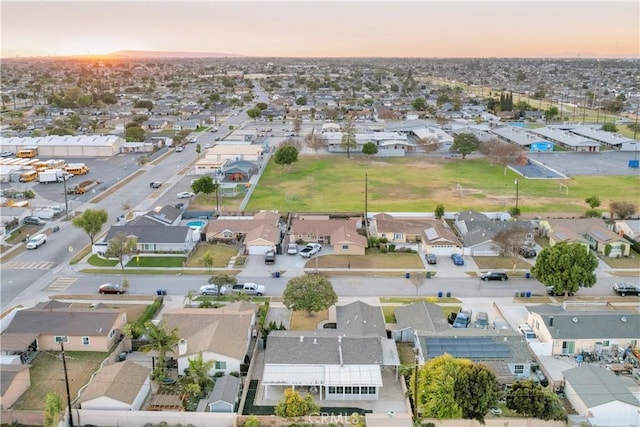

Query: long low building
left=1, top=135, right=124, bottom=157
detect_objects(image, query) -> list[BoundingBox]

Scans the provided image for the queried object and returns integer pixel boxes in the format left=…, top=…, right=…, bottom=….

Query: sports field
left=247, top=156, right=639, bottom=214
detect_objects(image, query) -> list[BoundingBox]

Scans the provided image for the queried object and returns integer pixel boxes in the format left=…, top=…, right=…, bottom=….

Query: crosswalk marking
left=46, top=277, right=77, bottom=292
left=2, top=261, right=56, bottom=270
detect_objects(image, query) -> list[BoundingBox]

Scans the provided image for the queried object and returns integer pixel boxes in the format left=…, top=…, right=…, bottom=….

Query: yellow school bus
left=64, top=165, right=89, bottom=175
left=19, top=170, right=38, bottom=182
left=16, top=149, right=37, bottom=158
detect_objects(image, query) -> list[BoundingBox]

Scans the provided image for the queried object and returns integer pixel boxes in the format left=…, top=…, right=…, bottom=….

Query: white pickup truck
left=299, top=243, right=322, bottom=258
left=231, top=282, right=265, bottom=296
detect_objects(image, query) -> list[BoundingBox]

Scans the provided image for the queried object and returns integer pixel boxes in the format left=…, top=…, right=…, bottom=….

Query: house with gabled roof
left=163, top=302, right=258, bottom=376
left=132, top=205, right=183, bottom=226
left=454, top=210, right=534, bottom=256
left=290, top=215, right=367, bottom=255
left=100, top=224, right=199, bottom=254
left=563, top=365, right=640, bottom=427
left=0, top=364, right=31, bottom=410
left=0, top=301, right=127, bottom=355
left=202, top=374, right=241, bottom=413
left=262, top=301, right=399, bottom=401
left=205, top=210, right=281, bottom=255
left=541, top=218, right=630, bottom=258
left=77, top=361, right=152, bottom=410
left=526, top=304, right=640, bottom=356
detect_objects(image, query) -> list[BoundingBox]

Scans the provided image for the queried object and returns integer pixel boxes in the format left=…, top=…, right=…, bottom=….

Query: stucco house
left=99, top=224, right=199, bottom=255
left=540, top=218, right=631, bottom=258
left=205, top=210, right=282, bottom=255
left=614, top=219, right=640, bottom=240
left=526, top=304, right=640, bottom=356
left=0, top=301, right=127, bottom=356
left=205, top=144, right=263, bottom=162
left=454, top=211, right=535, bottom=256
left=563, top=365, right=640, bottom=427
left=0, top=364, right=31, bottom=410
left=77, top=361, right=152, bottom=410
left=262, top=301, right=399, bottom=401
left=290, top=215, right=367, bottom=255
left=162, top=302, right=258, bottom=376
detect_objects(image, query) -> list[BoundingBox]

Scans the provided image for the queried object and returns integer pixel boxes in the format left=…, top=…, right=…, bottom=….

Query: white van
left=26, top=233, right=47, bottom=249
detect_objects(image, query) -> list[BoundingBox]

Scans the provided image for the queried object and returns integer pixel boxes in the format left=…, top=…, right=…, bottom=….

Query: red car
left=99, top=283, right=125, bottom=295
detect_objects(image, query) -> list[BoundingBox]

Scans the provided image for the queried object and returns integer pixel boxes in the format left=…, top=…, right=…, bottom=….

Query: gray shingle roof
left=336, top=301, right=386, bottom=337
left=394, top=301, right=450, bottom=333
left=563, top=365, right=640, bottom=408
left=528, top=305, right=640, bottom=339
left=207, top=374, right=240, bottom=407
left=105, top=225, right=190, bottom=244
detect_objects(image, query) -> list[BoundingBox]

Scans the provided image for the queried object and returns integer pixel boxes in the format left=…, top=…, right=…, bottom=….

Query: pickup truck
left=299, top=243, right=322, bottom=258
left=231, top=282, right=265, bottom=296
left=612, top=282, right=640, bottom=296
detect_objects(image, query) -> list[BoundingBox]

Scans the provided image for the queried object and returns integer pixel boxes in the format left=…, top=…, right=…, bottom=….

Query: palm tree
left=182, top=353, right=215, bottom=398
left=139, top=321, right=180, bottom=381
left=183, top=289, right=198, bottom=307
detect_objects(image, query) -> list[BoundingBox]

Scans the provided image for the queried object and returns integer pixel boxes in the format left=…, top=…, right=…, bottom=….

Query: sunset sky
left=1, top=1, right=638, bottom=58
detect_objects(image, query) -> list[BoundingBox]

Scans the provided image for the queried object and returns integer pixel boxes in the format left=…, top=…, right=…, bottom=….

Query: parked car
left=300, top=243, right=322, bottom=258
left=199, top=284, right=227, bottom=296
left=231, top=282, right=265, bottom=296
left=150, top=181, right=162, bottom=189
left=546, top=286, right=574, bottom=297
left=175, top=146, right=184, bottom=152
left=474, top=312, right=489, bottom=329
left=452, top=308, right=472, bottom=328
left=177, top=191, right=195, bottom=199
left=26, top=233, right=47, bottom=249
left=98, top=283, right=125, bottom=295
left=450, top=253, right=464, bottom=266
left=1, top=151, right=14, bottom=157
left=612, top=282, right=640, bottom=296
left=493, top=318, right=511, bottom=330
left=264, top=250, right=276, bottom=265
left=517, top=324, right=537, bottom=339
left=480, top=271, right=509, bottom=281
left=23, top=216, right=46, bottom=226
left=425, top=253, right=437, bottom=265
left=287, top=243, right=298, bottom=255
left=519, top=246, right=537, bottom=258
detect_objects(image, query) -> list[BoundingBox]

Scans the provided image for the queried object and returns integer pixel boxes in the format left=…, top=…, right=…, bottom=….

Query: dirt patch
left=289, top=309, right=329, bottom=330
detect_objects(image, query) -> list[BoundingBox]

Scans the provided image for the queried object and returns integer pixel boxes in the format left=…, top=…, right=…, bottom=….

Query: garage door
left=248, top=245, right=273, bottom=255
left=429, top=246, right=455, bottom=256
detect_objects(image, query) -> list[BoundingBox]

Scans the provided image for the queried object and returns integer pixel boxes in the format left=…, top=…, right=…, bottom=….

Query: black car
left=425, top=254, right=437, bottom=264
left=519, top=246, right=537, bottom=258
left=480, top=271, right=509, bottom=281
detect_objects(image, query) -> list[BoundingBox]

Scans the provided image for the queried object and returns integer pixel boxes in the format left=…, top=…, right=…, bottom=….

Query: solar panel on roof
left=591, top=230, right=609, bottom=241
left=424, top=337, right=511, bottom=359
left=555, top=232, right=569, bottom=241
left=425, top=228, right=439, bottom=241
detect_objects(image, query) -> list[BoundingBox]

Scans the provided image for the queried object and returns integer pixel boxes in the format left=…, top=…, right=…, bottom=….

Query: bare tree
left=293, top=117, right=302, bottom=136
left=492, top=226, right=529, bottom=257
left=415, top=136, right=439, bottom=153
left=281, top=137, right=302, bottom=151
left=304, top=130, right=326, bottom=156
left=478, top=138, right=523, bottom=174
left=410, top=272, right=426, bottom=295
left=610, top=200, right=637, bottom=219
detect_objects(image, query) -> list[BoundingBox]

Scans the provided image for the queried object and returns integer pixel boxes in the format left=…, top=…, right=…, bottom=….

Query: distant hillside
left=107, top=50, right=243, bottom=58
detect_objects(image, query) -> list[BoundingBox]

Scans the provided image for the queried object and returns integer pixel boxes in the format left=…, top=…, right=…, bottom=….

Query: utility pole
left=364, top=173, right=368, bottom=229
left=515, top=179, right=519, bottom=213
left=60, top=341, right=74, bottom=427
left=62, top=172, right=69, bottom=221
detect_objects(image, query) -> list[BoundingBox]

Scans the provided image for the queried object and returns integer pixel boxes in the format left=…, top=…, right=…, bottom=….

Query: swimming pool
left=185, top=220, right=205, bottom=228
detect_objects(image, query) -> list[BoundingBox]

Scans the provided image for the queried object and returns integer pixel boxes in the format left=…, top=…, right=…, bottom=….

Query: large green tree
left=274, top=145, right=299, bottom=166
left=246, top=107, right=262, bottom=122
left=139, top=320, right=180, bottom=382
left=531, top=242, right=597, bottom=295
left=450, top=133, right=480, bottom=159
left=72, top=209, right=108, bottom=245
left=191, top=175, right=216, bottom=195
left=283, top=274, right=338, bottom=315
left=124, top=125, right=145, bottom=142
left=453, top=363, right=499, bottom=424
left=361, top=141, right=378, bottom=155
left=412, top=97, right=427, bottom=111
left=411, top=354, right=471, bottom=419
left=506, top=380, right=565, bottom=421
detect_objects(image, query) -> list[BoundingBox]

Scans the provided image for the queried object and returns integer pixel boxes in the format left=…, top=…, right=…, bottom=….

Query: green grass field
left=247, top=156, right=638, bottom=214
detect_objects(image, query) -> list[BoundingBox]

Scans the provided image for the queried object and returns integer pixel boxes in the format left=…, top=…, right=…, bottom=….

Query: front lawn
left=310, top=248, right=424, bottom=269
left=126, top=256, right=186, bottom=268
left=87, top=254, right=119, bottom=266
left=185, top=243, right=239, bottom=268
left=12, top=351, right=108, bottom=411
left=473, top=256, right=534, bottom=271
left=289, top=309, right=329, bottom=330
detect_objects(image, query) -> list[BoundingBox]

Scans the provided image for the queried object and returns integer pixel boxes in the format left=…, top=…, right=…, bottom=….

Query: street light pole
left=515, top=179, right=519, bottom=213
left=62, top=173, right=69, bottom=221
left=60, top=341, right=74, bottom=427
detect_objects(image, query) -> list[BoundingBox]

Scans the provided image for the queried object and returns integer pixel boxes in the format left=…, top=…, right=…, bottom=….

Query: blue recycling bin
left=405, top=272, right=410, bottom=279
left=525, top=272, right=531, bottom=279
left=156, top=289, right=165, bottom=296
left=275, top=271, right=280, bottom=278
left=437, top=291, right=443, bottom=298
left=525, top=291, right=532, bottom=298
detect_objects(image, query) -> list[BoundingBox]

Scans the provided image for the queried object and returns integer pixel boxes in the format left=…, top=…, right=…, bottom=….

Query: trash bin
left=437, top=291, right=443, bottom=298
left=520, top=292, right=526, bottom=298
left=446, top=291, right=452, bottom=298
left=525, top=272, right=531, bottom=279
left=405, top=272, right=410, bottom=279
left=52, top=226, right=60, bottom=232
left=156, top=289, right=163, bottom=296
left=515, top=290, right=520, bottom=297
left=525, top=291, right=532, bottom=298
left=275, top=271, right=280, bottom=278
left=426, top=272, right=432, bottom=279
left=117, top=351, right=127, bottom=362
